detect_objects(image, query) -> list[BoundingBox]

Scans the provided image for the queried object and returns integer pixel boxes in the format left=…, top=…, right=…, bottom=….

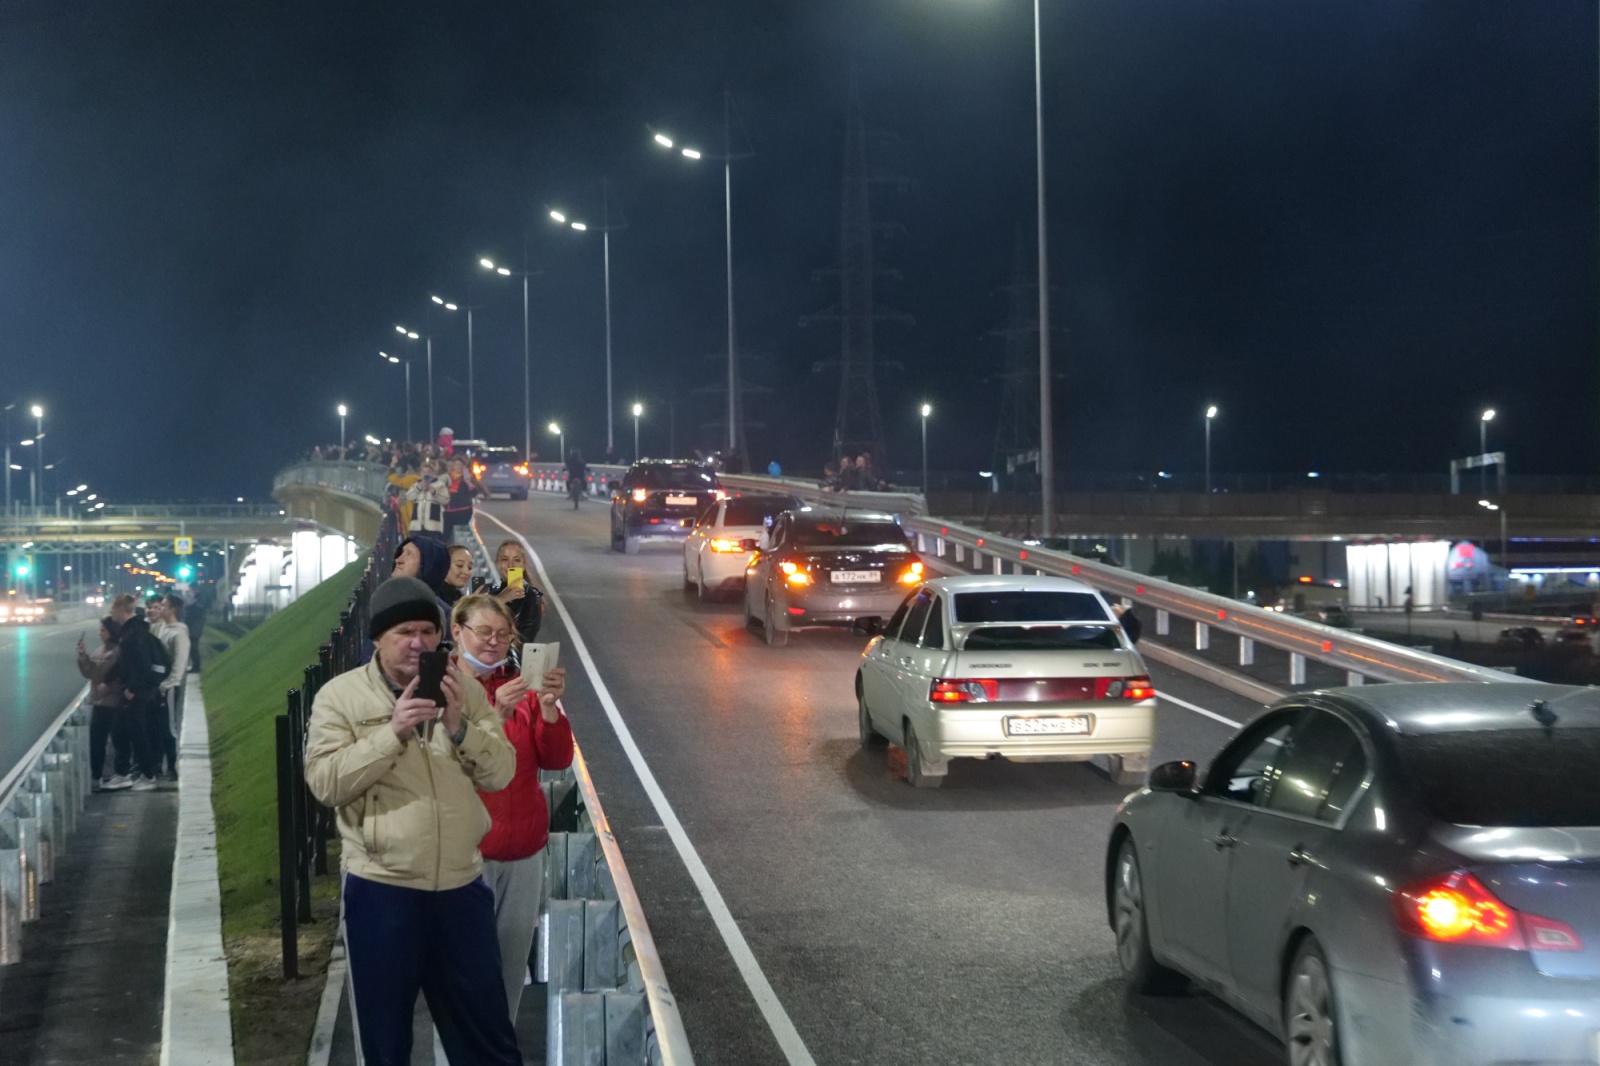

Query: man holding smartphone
left=304, top=576, right=519, bottom=1065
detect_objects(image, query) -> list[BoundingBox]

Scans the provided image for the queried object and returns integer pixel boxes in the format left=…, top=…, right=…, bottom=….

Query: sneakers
left=101, top=775, right=134, bottom=791
left=130, top=776, right=158, bottom=792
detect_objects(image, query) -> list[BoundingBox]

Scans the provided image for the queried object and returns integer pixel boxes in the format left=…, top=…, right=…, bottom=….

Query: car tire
left=1112, top=838, right=1186, bottom=995
left=514, top=490, right=528, bottom=501
left=1284, top=937, right=1343, bottom=1066
left=623, top=534, right=640, bottom=555
left=902, top=719, right=942, bottom=788
left=763, top=597, right=788, bottom=646
left=610, top=522, right=624, bottom=552
left=857, top=680, right=885, bottom=747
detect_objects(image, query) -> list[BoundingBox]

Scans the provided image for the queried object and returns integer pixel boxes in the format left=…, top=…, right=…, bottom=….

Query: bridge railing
left=0, top=685, right=92, bottom=967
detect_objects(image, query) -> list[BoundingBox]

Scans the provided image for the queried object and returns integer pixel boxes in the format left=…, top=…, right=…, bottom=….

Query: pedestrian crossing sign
left=174, top=537, right=194, bottom=555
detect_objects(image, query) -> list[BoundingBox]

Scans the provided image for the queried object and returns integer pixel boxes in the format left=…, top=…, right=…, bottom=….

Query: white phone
left=521, top=641, right=560, bottom=684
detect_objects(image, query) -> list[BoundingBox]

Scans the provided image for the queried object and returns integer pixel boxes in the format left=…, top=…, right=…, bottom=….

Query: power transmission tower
left=804, top=73, right=910, bottom=466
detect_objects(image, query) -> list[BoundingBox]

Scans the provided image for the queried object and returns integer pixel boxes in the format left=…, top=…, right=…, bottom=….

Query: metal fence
left=0, top=685, right=92, bottom=968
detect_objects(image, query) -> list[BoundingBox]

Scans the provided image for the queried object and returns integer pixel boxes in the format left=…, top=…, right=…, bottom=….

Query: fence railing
left=0, top=685, right=92, bottom=967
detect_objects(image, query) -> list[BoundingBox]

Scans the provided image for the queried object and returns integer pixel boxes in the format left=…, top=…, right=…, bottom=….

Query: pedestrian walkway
left=0, top=680, right=233, bottom=1065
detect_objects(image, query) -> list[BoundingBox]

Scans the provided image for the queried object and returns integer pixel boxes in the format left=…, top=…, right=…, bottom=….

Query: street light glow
left=631, top=402, right=643, bottom=417
left=681, top=148, right=702, bottom=160
left=379, top=351, right=399, bottom=363
left=480, top=257, right=496, bottom=269
left=431, top=295, right=444, bottom=305
left=1481, top=408, right=1496, bottom=422
left=547, top=422, right=561, bottom=435
left=496, top=267, right=511, bottom=276
left=920, top=403, right=932, bottom=418
left=1206, top=405, right=1218, bottom=419
left=653, top=133, right=674, bottom=148
left=570, top=222, right=587, bottom=231
left=337, top=404, right=348, bottom=417
left=18, top=439, right=32, bottom=447
left=29, top=405, right=42, bottom=418
left=394, top=325, right=407, bottom=335
left=549, top=210, right=566, bottom=223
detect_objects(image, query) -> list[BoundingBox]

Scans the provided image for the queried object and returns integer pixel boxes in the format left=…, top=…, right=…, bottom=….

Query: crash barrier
left=0, top=683, right=92, bottom=967
left=274, top=511, right=399, bottom=979
left=716, top=473, right=1529, bottom=689
left=527, top=462, right=627, bottom=498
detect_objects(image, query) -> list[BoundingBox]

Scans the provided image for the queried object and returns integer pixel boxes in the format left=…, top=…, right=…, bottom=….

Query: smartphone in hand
left=507, top=566, right=525, bottom=587
left=415, top=649, right=451, bottom=707
left=521, top=641, right=560, bottom=683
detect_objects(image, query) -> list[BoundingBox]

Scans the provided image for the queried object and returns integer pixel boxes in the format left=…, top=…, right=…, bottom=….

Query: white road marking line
left=480, top=511, right=819, bottom=1066
left=1156, top=690, right=1242, bottom=729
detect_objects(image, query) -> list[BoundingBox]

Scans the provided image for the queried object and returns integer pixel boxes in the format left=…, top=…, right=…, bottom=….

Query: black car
left=610, top=460, right=723, bottom=554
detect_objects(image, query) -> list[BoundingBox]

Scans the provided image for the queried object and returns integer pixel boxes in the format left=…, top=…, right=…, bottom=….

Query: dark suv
left=610, top=460, right=723, bottom=554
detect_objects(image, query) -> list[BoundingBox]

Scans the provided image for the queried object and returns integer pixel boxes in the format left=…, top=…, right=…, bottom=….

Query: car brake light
left=930, top=678, right=1000, bottom=703
left=1395, top=872, right=1582, bottom=951
left=472, top=463, right=486, bottom=477
left=631, top=488, right=648, bottom=503
left=715, top=490, right=727, bottom=501
left=780, top=560, right=810, bottom=586
left=514, top=464, right=529, bottom=476
left=1094, top=675, right=1155, bottom=700
left=709, top=538, right=744, bottom=553
left=899, top=560, right=924, bottom=585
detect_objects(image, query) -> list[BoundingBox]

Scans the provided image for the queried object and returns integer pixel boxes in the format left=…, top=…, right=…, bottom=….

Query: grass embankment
left=205, top=556, right=367, bottom=1065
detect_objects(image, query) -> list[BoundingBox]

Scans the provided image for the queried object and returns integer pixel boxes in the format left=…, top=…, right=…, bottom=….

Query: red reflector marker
left=1322, top=640, right=1333, bottom=653
left=787, top=607, right=806, bottom=616
left=1019, top=550, right=1028, bottom=560
left=1217, top=609, right=1227, bottom=621
left=1070, top=565, right=1080, bottom=575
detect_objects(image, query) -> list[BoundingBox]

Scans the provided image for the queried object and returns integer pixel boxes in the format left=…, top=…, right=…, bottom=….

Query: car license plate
left=1005, top=715, right=1091, bottom=736
left=666, top=495, right=697, bottom=506
left=833, top=570, right=881, bottom=584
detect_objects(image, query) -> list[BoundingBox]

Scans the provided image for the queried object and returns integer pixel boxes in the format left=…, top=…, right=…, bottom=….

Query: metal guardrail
left=0, top=684, right=92, bottom=966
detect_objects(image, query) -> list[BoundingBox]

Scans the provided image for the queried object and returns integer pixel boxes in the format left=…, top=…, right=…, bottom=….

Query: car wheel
left=763, top=597, right=788, bottom=646
left=610, top=521, right=624, bottom=552
left=902, top=719, right=942, bottom=788
left=623, top=534, right=640, bottom=555
left=1284, top=937, right=1342, bottom=1066
left=515, top=491, right=528, bottom=501
left=1112, top=838, right=1186, bottom=995
left=857, top=680, right=885, bottom=748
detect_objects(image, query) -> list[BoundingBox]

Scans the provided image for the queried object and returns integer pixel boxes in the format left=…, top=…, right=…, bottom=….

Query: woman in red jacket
left=449, top=593, right=574, bottom=1021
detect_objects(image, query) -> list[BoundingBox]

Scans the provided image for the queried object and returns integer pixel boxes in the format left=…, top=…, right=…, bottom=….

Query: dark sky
left=0, top=0, right=1593, bottom=501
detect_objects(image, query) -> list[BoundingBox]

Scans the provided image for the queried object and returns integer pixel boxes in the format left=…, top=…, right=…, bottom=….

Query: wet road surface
left=0, top=620, right=93, bottom=777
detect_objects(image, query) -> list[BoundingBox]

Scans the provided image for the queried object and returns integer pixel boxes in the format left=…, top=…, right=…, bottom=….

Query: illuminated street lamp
left=30, top=404, right=43, bottom=514
left=919, top=403, right=933, bottom=493
left=432, top=293, right=478, bottom=439
left=548, top=187, right=625, bottom=452
left=337, top=404, right=348, bottom=453
left=394, top=324, right=433, bottom=439
left=630, top=402, right=643, bottom=461
left=481, top=257, right=534, bottom=460
left=548, top=422, right=564, bottom=464
left=1479, top=408, right=1496, bottom=493
left=1479, top=498, right=1509, bottom=574
left=1204, top=405, right=1218, bottom=495
left=378, top=351, right=412, bottom=441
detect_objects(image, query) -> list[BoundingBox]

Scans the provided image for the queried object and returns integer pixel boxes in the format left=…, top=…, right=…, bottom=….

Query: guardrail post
left=1345, top=671, right=1364, bottom=686
left=0, top=830, right=19, bottom=964
left=1156, top=609, right=1170, bottom=636
left=14, top=808, right=39, bottom=921
left=935, top=536, right=945, bottom=557
left=1239, top=637, right=1255, bottom=666
left=993, top=557, right=1005, bottom=576
left=1194, top=622, right=1210, bottom=651
left=1290, top=653, right=1307, bottom=686
left=1011, top=560, right=1024, bottom=575
left=274, top=713, right=300, bottom=979
left=953, top=543, right=964, bottom=564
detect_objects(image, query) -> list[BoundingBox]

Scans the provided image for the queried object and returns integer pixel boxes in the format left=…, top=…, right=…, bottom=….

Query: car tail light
left=899, top=560, right=924, bottom=585
left=631, top=488, right=648, bottom=503
left=1095, top=675, right=1155, bottom=700
left=472, top=463, right=486, bottom=477
left=1394, top=872, right=1582, bottom=952
left=709, top=538, right=744, bottom=553
left=931, top=678, right=1000, bottom=703
left=715, top=490, right=728, bottom=501
left=514, top=464, right=530, bottom=476
left=780, top=560, right=811, bottom=586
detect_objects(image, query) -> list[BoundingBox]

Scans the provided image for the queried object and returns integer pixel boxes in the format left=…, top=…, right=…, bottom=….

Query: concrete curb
left=160, top=678, right=236, bottom=1066
left=304, top=940, right=346, bottom=1066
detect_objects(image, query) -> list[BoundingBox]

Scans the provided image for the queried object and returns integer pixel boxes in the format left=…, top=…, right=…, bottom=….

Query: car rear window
left=792, top=520, right=908, bottom=548
left=725, top=498, right=797, bottom=526
left=628, top=465, right=717, bottom=490
left=962, top=624, right=1122, bottom=651
left=1394, top=728, right=1600, bottom=827
left=954, top=591, right=1111, bottom=623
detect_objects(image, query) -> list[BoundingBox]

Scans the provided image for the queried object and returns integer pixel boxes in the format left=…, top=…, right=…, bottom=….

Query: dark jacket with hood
left=398, top=535, right=456, bottom=624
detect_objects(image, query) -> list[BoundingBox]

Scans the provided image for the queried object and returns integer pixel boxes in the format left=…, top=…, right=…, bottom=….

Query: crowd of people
left=77, top=591, right=192, bottom=792
left=305, top=545, right=571, bottom=1063
left=820, top=452, right=891, bottom=492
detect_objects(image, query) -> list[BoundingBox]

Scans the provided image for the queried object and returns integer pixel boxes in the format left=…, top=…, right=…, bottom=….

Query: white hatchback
left=682, top=494, right=803, bottom=601
left=856, top=574, right=1156, bottom=788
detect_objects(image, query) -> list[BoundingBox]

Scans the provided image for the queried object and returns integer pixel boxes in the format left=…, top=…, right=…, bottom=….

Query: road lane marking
left=1156, top=690, right=1242, bottom=729
left=479, top=511, right=819, bottom=1066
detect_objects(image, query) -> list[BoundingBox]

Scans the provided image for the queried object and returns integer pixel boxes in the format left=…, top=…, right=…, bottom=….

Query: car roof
left=788, top=508, right=901, bottom=525
left=920, top=574, right=1104, bottom=597
left=629, top=458, right=707, bottom=469
left=1305, top=682, right=1599, bottom=737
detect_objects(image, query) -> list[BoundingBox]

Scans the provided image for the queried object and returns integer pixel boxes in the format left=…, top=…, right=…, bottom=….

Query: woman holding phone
left=448, top=593, right=572, bottom=1021
left=486, top=539, right=544, bottom=644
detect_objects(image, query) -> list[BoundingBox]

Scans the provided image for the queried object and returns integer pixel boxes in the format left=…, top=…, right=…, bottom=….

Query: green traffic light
left=13, top=564, right=28, bottom=578
left=177, top=565, right=193, bottom=580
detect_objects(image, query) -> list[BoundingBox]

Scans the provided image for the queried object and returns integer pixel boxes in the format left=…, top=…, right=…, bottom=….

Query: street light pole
left=1480, top=408, right=1495, bottom=495
left=337, top=404, right=348, bottom=453
left=920, top=403, right=932, bottom=493
left=1204, top=405, right=1218, bottom=494
left=549, top=423, right=564, bottom=464
left=549, top=185, right=624, bottom=455
left=631, top=403, right=643, bottom=461
left=432, top=295, right=477, bottom=439
left=31, top=405, right=43, bottom=517
left=1032, top=0, right=1055, bottom=537
left=480, top=258, right=534, bottom=459
left=2, top=403, right=13, bottom=518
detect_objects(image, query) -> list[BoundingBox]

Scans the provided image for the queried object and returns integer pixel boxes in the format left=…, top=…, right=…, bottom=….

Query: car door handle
left=1286, top=846, right=1312, bottom=868
left=1211, top=832, right=1237, bottom=850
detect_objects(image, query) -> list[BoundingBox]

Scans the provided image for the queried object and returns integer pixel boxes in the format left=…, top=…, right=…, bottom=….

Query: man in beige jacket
left=305, top=575, right=519, bottom=1066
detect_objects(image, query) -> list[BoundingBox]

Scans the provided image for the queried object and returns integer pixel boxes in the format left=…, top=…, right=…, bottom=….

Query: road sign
left=174, top=537, right=194, bottom=555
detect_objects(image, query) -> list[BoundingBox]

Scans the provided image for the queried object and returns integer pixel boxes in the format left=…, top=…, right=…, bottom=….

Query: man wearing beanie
left=305, top=575, right=519, bottom=1065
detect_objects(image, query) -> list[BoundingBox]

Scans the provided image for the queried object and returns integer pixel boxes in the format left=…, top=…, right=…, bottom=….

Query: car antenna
left=1529, top=699, right=1559, bottom=736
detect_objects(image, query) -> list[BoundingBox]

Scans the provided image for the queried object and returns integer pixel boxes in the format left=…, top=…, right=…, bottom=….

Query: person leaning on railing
left=304, top=576, right=520, bottom=1066
left=449, top=593, right=573, bottom=1019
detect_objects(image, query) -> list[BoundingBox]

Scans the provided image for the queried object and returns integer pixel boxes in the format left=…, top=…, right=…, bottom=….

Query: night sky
left=0, top=1, right=1593, bottom=502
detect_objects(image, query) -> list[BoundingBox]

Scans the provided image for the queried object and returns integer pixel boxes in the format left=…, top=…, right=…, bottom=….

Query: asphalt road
left=0, top=619, right=94, bottom=779
left=481, top=493, right=1287, bottom=1066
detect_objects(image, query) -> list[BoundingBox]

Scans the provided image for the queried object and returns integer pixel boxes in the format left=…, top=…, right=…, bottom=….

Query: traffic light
left=12, top=555, right=30, bottom=579
left=176, top=564, right=193, bottom=581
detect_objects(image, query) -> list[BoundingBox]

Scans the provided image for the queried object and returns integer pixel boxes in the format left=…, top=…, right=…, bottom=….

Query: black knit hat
left=369, top=576, right=443, bottom=639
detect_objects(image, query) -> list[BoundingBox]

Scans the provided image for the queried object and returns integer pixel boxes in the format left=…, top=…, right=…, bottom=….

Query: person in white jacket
left=405, top=461, right=449, bottom=539
left=145, top=593, right=191, bottom=778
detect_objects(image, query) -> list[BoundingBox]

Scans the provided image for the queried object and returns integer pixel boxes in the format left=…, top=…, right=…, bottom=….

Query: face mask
left=460, top=647, right=507, bottom=676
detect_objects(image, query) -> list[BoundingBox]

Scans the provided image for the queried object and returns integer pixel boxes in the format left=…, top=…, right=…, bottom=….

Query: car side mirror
left=1147, top=760, right=1198, bottom=794
left=853, top=616, right=885, bottom=637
